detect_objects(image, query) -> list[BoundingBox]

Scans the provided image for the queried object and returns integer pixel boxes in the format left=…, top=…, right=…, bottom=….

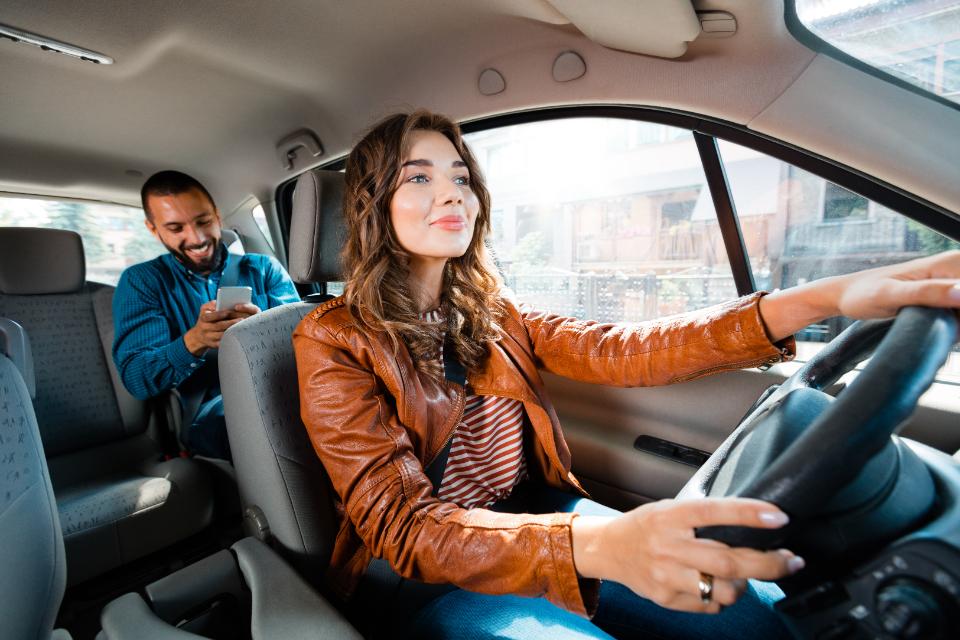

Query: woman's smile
left=430, top=214, right=468, bottom=231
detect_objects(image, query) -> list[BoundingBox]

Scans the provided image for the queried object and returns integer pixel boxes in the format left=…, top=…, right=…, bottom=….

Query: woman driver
left=293, top=110, right=960, bottom=639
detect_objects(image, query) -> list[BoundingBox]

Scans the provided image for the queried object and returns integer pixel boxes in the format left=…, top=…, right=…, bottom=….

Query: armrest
left=231, top=537, right=362, bottom=640
left=99, top=593, right=205, bottom=640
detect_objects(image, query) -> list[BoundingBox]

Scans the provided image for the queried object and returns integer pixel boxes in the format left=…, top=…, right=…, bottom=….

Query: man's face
left=145, top=188, right=222, bottom=274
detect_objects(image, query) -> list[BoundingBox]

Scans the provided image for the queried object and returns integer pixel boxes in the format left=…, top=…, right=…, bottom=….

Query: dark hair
left=342, top=110, right=503, bottom=380
left=140, top=170, right=215, bottom=219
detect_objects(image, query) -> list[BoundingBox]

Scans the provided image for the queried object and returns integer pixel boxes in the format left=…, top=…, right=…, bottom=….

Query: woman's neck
left=407, top=256, right=445, bottom=312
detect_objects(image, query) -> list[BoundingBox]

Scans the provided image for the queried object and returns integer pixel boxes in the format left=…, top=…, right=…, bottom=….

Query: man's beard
left=166, top=238, right=223, bottom=274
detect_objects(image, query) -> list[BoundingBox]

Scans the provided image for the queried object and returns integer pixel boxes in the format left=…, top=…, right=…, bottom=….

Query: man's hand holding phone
left=184, top=287, right=261, bottom=355
left=215, top=286, right=252, bottom=311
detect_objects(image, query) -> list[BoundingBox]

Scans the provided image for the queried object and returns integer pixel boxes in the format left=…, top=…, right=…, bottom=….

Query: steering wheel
left=676, top=306, right=957, bottom=553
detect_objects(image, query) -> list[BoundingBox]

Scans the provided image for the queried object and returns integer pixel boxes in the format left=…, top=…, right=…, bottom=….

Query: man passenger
left=113, top=170, right=299, bottom=460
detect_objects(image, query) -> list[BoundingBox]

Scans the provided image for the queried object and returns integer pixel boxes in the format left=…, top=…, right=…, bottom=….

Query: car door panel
left=545, top=368, right=784, bottom=508
left=547, top=366, right=959, bottom=511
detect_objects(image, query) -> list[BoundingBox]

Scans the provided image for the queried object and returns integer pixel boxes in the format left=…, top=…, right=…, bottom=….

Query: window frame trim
left=693, top=131, right=756, bottom=295
left=274, top=105, right=960, bottom=298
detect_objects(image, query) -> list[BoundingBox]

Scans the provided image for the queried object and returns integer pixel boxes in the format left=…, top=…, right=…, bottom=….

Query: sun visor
left=546, top=0, right=701, bottom=58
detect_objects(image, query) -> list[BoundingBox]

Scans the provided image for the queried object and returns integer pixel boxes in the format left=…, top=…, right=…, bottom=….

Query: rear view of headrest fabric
left=289, top=170, right=346, bottom=284
left=0, top=227, right=85, bottom=295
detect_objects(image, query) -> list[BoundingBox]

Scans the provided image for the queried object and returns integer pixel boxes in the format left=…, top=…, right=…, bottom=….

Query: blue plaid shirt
left=112, top=248, right=300, bottom=400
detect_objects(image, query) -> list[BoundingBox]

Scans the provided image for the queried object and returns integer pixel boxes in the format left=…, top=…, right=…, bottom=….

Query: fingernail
left=949, top=284, right=960, bottom=302
left=759, top=511, right=789, bottom=526
left=788, top=556, right=806, bottom=573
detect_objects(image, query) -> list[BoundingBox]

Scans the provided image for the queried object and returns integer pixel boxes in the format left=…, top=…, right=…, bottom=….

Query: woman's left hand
left=760, top=250, right=960, bottom=342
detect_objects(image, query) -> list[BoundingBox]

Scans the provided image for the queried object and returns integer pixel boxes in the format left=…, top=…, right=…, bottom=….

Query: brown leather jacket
left=292, top=291, right=793, bottom=616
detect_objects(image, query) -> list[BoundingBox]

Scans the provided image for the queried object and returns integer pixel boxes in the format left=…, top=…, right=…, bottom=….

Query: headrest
left=221, top=228, right=246, bottom=255
left=289, top=169, right=346, bottom=284
left=0, top=227, right=85, bottom=294
left=0, top=318, right=36, bottom=399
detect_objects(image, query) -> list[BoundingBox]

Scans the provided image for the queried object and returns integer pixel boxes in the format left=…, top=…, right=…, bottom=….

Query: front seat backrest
left=219, top=169, right=346, bottom=583
left=0, top=320, right=68, bottom=640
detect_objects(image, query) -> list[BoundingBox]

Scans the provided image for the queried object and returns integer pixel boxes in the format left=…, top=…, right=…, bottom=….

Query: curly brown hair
left=342, top=110, right=503, bottom=380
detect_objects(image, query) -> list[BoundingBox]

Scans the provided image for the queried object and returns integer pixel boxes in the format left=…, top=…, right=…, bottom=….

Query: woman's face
left=390, top=130, right=479, bottom=267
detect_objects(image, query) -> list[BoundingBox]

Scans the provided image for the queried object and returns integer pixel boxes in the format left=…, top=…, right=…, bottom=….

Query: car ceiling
left=1, top=0, right=958, bottom=219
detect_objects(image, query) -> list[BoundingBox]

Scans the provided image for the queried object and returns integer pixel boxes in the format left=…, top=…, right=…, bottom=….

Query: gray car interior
left=218, top=169, right=346, bottom=582
left=0, top=226, right=214, bottom=585
left=97, top=536, right=361, bottom=639
left=94, top=169, right=361, bottom=637
left=0, top=320, right=71, bottom=640
left=0, top=320, right=358, bottom=640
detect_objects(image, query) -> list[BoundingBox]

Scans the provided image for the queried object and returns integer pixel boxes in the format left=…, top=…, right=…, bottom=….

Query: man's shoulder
left=119, top=254, right=169, bottom=288
left=238, top=252, right=286, bottom=276
left=241, top=252, right=279, bottom=266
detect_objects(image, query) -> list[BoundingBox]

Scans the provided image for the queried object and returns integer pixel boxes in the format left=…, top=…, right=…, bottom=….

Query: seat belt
left=176, top=248, right=242, bottom=446
left=219, top=249, right=242, bottom=287
left=426, top=336, right=466, bottom=496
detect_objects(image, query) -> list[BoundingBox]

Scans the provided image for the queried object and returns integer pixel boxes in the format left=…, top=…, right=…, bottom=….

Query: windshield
left=794, top=0, right=960, bottom=106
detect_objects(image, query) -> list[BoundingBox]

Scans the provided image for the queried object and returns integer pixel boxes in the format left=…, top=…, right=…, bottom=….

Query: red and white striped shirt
left=421, top=309, right=528, bottom=509
left=437, top=393, right=528, bottom=509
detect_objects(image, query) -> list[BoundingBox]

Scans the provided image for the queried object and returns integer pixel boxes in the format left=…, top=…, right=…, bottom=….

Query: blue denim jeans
left=399, top=484, right=793, bottom=640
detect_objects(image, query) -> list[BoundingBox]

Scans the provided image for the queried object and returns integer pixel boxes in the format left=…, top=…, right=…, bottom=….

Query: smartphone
left=215, top=286, right=253, bottom=311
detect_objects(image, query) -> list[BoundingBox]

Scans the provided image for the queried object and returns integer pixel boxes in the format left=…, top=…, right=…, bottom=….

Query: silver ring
left=698, top=572, right=714, bottom=604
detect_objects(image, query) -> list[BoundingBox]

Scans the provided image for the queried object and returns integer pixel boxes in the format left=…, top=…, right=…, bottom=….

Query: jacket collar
left=468, top=335, right=538, bottom=402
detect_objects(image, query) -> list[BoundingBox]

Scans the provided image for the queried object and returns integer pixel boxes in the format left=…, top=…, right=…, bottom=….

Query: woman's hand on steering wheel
left=571, top=497, right=805, bottom=614
left=834, top=250, right=960, bottom=320
left=759, top=250, right=960, bottom=342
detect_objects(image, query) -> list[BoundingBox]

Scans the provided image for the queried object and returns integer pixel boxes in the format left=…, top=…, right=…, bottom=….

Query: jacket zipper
left=425, top=384, right=467, bottom=469
left=670, top=349, right=788, bottom=384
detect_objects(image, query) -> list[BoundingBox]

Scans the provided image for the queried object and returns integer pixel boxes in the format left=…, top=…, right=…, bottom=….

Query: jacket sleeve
left=293, top=316, right=594, bottom=616
left=518, top=291, right=794, bottom=386
left=112, top=267, right=204, bottom=400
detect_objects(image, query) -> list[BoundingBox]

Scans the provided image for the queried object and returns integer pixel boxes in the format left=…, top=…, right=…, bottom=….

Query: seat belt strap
left=165, top=252, right=237, bottom=443
left=219, top=250, right=242, bottom=288
left=426, top=440, right=453, bottom=497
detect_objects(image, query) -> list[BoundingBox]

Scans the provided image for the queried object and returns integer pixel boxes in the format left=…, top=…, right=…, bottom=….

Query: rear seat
left=0, top=227, right=215, bottom=586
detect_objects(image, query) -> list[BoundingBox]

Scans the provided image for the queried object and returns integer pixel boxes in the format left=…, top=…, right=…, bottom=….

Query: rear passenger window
left=251, top=203, right=275, bottom=251
left=0, top=194, right=163, bottom=285
left=465, top=118, right=735, bottom=322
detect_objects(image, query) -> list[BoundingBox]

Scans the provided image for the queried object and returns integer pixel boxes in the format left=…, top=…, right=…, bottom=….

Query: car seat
left=95, top=173, right=360, bottom=638
left=217, top=169, right=345, bottom=585
left=0, top=318, right=72, bottom=639
left=0, top=314, right=355, bottom=639
left=0, top=227, right=215, bottom=586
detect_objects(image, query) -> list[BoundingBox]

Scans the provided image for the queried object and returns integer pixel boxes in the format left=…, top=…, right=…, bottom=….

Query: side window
left=251, top=203, right=275, bottom=251
left=465, top=118, right=734, bottom=322
left=0, top=194, right=164, bottom=285
left=717, top=139, right=960, bottom=378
